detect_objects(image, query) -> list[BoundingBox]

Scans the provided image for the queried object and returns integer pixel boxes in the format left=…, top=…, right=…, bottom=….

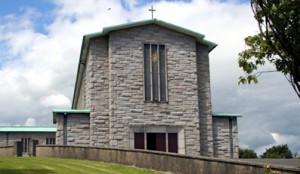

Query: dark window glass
left=21, top=138, right=30, bottom=153
left=46, top=138, right=56, bottom=145
left=144, top=44, right=151, bottom=101
left=147, top=133, right=166, bottom=152
left=156, top=133, right=166, bottom=151
left=168, top=133, right=178, bottom=153
left=151, top=45, right=158, bottom=101
left=134, top=133, right=145, bottom=149
left=144, top=44, right=167, bottom=102
left=159, top=45, right=166, bottom=101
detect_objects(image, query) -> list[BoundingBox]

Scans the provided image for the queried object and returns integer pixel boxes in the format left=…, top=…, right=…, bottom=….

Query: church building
left=52, top=19, right=241, bottom=159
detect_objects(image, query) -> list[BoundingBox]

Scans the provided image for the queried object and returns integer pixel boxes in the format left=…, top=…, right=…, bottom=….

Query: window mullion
left=157, top=44, right=161, bottom=102
left=149, top=45, right=153, bottom=101
left=165, top=47, right=168, bottom=102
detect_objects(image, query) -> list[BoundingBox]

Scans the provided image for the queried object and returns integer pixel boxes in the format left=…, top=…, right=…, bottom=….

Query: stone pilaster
left=196, top=43, right=214, bottom=157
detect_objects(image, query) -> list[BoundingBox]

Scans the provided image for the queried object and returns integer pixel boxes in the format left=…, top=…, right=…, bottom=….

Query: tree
left=239, top=148, right=258, bottom=158
left=261, top=144, right=293, bottom=158
left=238, top=0, right=300, bottom=97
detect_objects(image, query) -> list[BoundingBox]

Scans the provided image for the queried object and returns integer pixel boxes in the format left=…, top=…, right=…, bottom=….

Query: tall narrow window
left=159, top=45, right=166, bottom=101
left=144, top=44, right=151, bottom=101
left=144, top=44, right=167, bottom=102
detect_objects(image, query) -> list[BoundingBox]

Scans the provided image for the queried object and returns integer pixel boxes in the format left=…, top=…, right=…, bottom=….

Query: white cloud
left=271, top=133, right=297, bottom=144
left=40, top=94, right=71, bottom=108
left=24, top=117, right=36, bottom=126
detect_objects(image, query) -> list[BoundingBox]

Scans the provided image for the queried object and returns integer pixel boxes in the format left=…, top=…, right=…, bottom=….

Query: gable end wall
left=107, top=24, right=206, bottom=156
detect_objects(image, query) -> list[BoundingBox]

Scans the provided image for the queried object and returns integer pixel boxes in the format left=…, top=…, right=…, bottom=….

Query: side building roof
left=72, top=18, right=217, bottom=108
left=52, top=109, right=90, bottom=124
left=212, top=112, right=242, bottom=118
left=0, top=126, right=56, bottom=132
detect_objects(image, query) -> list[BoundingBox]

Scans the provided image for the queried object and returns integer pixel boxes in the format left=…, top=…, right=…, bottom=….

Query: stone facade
left=213, top=117, right=239, bottom=158
left=54, top=19, right=241, bottom=159
left=55, top=114, right=90, bottom=146
left=0, top=132, right=55, bottom=146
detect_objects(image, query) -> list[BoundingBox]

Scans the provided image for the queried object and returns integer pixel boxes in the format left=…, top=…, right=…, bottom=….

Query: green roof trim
left=52, top=109, right=90, bottom=124
left=82, top=18, right=216, bottom=50
left=52, top=109, right=90, bottom=114
left=212, top=112, right=242, bottom=117
left=0, top=126, right=56, bottom=132
left=72, top=18, right=217, bottom=108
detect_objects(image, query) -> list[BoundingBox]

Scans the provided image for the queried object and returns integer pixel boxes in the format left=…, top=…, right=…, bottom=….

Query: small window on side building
left=46, top=138, right=56, bottom=145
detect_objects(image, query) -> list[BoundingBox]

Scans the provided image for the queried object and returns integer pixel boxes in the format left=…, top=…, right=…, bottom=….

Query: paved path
left=239, top=159, right=300, bottom=168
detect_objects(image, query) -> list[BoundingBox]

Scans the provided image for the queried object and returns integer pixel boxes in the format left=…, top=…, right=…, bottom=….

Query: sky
left=0, top=0, right=299, bottom=155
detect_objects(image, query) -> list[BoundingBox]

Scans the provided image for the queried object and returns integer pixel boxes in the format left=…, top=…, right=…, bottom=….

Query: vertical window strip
left=151, top=45, right=158, bottom=101
left=150, top=45, right=153, bottom=101
left=165, top=46, right=168, bottom=101
left=157, top=45, right=161, bottom=102
left=159, top=45, right=166, bottom=101
left=144, top=44, right=151, bottom=101
left=144, top=44, right=167, bottom=102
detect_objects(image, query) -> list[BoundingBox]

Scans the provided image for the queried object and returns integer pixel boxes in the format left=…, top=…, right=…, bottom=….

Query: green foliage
left=238, top=0, right=300, bottom=97
left=263, top=164, right=280, bottom=174
left=261, top=144, right=293, bottom=159
left=239, top=148, right=258, bottom=158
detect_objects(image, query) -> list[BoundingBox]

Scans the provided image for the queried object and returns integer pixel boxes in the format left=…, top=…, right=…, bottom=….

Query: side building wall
left=55, top=114, right=90, bottom=146
left=0, top=132, right=55, bottom=146
left=212, top=117, right=239, bottom=159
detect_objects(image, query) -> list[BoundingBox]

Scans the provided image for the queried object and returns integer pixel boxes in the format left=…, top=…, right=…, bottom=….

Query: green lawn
left=0, top=157, right=164, bottom=174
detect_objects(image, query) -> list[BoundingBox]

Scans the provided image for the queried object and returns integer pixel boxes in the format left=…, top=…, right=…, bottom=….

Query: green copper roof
left=72, top=18, right=217, bottom=108
left=52, top=109, right=90, bottom=114
left=83, top=18, right=216, bottom=51
left=53, top=109, right=90, bottom=124
left=212, top=112, right=242, bottom=117
left=0, top=126, right=56, bottom=132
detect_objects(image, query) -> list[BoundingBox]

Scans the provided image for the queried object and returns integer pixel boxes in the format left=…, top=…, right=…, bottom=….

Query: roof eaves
left=212, top=112, right=242, bottom=117
left=153, top=19, right=205, bottom=40
left=52, top=109, right=90, bottom=114
left=0, top=126, right=57, bottom=132
left=53, top=109, right=90, bottom=124
left=100, top=18, right=206, bottom=41
left=202, top=39, right=218, bottom=52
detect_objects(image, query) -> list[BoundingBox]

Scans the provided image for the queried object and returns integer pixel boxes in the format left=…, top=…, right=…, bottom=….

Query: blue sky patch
left=0, top=0, right=55, bottom=35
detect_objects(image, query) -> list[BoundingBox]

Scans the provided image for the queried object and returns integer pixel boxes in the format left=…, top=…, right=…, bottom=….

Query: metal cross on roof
left=148, top=5, right=156, bottom=19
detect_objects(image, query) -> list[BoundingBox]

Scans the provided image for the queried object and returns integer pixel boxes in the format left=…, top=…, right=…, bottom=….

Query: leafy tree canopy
left=261, top=144, right=293, bottom=159
left=238, top=0, right=300, bottom=97
left=239, top=148, right=258, bottom=158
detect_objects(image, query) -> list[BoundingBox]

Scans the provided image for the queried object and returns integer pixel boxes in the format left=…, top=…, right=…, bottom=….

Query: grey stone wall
left=76, top=74, right=86, bottom=109
left=0, top=146, right=13, bottom=157
left=55, top=114, right=90, bottom=146
left=87, top=37, right=110, bottom=147
left=107, top=24, right=201, bottom=156
left=36, top=146, right=300, bottom=174
left=196, top=43, right=214, bottom=157
left=213, top=117, right=239, bottom=159
left=56, top=116, right=64, bottom=145
left=0, top=132, right=55, bottom=146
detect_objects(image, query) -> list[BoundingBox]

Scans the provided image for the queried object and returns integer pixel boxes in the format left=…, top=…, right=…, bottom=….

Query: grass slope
left=0, top=157, right=163, bottom=174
